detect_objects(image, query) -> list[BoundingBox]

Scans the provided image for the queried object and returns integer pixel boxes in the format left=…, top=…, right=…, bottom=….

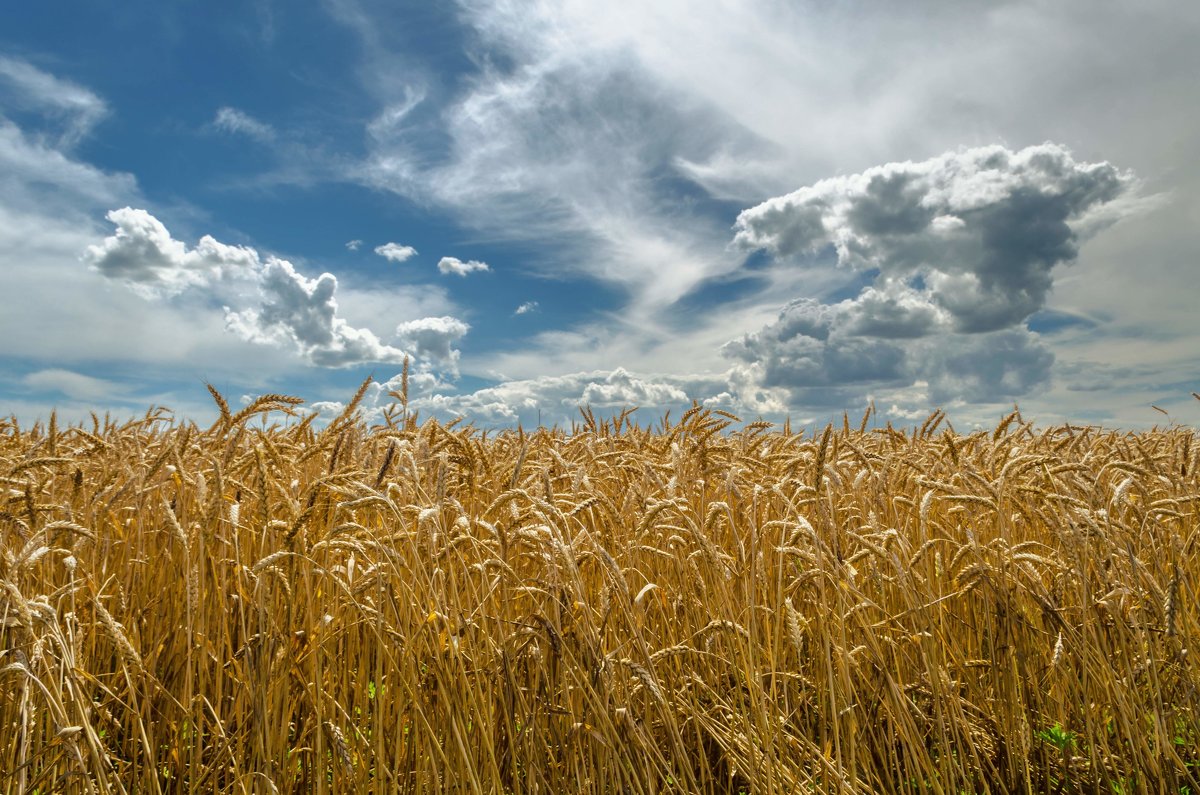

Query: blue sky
left=2, top=0, right=1197, bottom=429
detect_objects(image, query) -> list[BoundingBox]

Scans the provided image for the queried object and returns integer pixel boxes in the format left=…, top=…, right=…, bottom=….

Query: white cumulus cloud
left=83, top=207, right=260, bottom=296
left=224, top=258, right=409, bottom=368
left=437, top=256, right=489, bottom=277
left=394, top=316, right=469, bottom=372
left=374, top=241, right=417, bottom=262
left=407, top=367, right=742, bottom=427
left=85, top=208, right=467, bottom=369
left=514, top=301, right=538, bottom=315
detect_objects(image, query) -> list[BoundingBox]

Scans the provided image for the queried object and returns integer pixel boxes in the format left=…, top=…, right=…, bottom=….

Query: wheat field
left=1, top=382, right=1197, bottom=793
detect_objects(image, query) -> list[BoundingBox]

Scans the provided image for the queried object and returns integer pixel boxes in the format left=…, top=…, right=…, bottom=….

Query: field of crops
left=2, top=383, right=1198, bottom=793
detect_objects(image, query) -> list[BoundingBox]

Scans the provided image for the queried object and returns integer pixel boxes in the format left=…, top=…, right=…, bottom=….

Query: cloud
left=329, top=0, right=1196, bottom=350
left=722, top=299, right=908, bottom=391
left=345, top=239, right=363, bottom=251
left=332, top=280, right=457, bottom=335
left=0, top=118, right=134, bottom=214
left=0, top=56, right=108, bottom=148
left=578, top=368, right=690, bottom=408
left=224, top=258, right=410, bottom=367
left=84, top=208, right=461, bottom=369
left=722, top=297, right=1055, bottom=406
left=213, top=106, right=275, bottom=142
left=437, top=256, right=489, bottom=277
left=913, top=328, right=1055, bottom=404
left=0, top=58, right=429, bottom=422
left=83, top=207, right=260, bottom=296
left=346, top=6, right=757, bottom=311
left=718, top=162, right=1103, bottom=401
left=394, top=316, right=469, bottom=371
left=0, top=142, right=296, bottom=382
left=374, top=241, right=417, bottom=262
left=407, top=367, right=737, bottom=426
left=733, top=144, right=1133, bottom=333
left=4, top=9, right=1196, bottom=430
left=308, top=1, right=1193, bottom=429
left=254, top=0, right=276, bottom=43
left=22, top=368, right=123, bottom=401
left=840, top=283, right=944, bottom=339
left=514, top=301, right=538, bottom=315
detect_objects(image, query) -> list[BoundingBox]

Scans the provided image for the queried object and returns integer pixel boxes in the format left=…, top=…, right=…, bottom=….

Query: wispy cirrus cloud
left=22, top=368, right=125, bottom=401
left=213, top=106, right=275, bottom=142
left=0, top=55, right=108, bottom=148
left=0, top=56, right=130, bottom=213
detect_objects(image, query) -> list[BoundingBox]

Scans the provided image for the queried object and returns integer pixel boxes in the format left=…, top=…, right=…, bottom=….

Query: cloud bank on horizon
left=1, top=1, right=1197, bottom=428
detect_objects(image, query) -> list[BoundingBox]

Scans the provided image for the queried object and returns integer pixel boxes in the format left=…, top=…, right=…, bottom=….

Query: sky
left=2, top=0, right=1198, bottom=430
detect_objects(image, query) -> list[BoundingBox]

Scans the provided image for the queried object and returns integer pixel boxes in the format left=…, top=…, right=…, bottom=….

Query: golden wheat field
left=1, top=382, right=1197, bottom=794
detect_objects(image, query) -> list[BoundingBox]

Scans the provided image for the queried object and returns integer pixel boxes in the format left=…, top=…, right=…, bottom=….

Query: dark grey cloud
left=915, top=328, right=1054, bottom=404
left=841, top=284, right=943, bottom=338
left=251, top=263, right=342, bottom=345
left=723, top=295, right=1052, bottom=405
left=719, top=144, right=1140, bottom=407
left=733, top=144, right=1132, bottom=333
left=722, top=299, right=908, bottom=388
